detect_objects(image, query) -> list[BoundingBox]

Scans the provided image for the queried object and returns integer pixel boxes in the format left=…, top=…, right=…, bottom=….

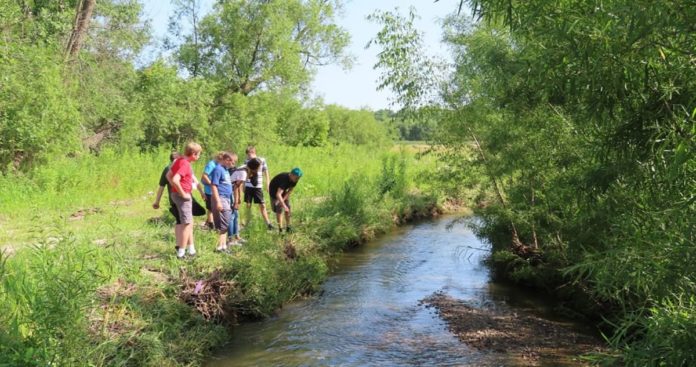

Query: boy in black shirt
left=268, top=167, right=303, bottom=232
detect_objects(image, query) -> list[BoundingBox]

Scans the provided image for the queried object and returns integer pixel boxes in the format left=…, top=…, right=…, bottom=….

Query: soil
left=422, top=292, right=607, bottom=366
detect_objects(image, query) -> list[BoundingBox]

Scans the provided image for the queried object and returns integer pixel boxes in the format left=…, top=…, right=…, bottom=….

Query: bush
left=0, top=237, right=117, bottom=365
left=0, top=44, right=81, bottom=171
left=612, top=294, right=696, bottom=367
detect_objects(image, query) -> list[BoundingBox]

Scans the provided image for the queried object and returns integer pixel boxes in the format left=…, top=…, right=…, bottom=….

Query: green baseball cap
left=291, top=167, right=303, bottom=177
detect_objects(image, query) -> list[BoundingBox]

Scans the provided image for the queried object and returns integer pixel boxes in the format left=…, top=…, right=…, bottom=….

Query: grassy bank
left=0, top=144, right=446, bottom=366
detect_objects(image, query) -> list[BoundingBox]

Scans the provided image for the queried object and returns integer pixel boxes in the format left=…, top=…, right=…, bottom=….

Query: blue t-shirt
left=202, top=160, right=217, bottom=195
left=210, top=163, right=233, bottom=199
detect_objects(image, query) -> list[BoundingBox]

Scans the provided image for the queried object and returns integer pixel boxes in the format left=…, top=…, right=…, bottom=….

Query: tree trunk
left=65, top=0, right=96, bottom=60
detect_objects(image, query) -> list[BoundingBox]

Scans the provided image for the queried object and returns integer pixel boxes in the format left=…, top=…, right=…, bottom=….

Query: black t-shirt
left=159, top=166, right=169, bottom=187
left=159, top=165, right=174, bottom=206
left=268, top=172, right=296, bottom=199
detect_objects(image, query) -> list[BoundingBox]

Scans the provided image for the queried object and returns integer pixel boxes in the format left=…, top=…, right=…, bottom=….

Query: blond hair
left=184, top=142, right=202, bottom=156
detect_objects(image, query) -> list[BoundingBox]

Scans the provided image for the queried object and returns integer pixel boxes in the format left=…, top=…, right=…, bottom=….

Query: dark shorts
left=212, top=196, right=232, bottom=232
left=168, top=204, right=181, bottom=224
left=244, top=187, right=265, bottom=204
left=271, top=199, right=290, bottom=214
left=204, top=193, right=212, bottom=210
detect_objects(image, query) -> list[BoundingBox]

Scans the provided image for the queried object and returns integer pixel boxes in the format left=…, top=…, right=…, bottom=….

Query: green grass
left=0, top=143, right=447, bottom=366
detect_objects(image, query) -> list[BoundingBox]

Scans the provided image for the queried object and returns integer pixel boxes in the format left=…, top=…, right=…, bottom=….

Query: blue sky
left=142, top=0, right=461, bottom=110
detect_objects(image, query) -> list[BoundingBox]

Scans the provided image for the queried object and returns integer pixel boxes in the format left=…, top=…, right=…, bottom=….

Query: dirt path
left=422, top=292, right=607, bottom=366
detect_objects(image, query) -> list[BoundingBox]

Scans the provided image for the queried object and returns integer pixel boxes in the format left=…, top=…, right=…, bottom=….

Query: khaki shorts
left=171, top=192, right=193, bottom=224
left=212, top=196, right=232, bottom=232
left=272, top=199, right=290, bottom=214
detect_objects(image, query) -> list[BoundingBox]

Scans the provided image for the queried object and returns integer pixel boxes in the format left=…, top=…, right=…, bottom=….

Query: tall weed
left=0, top=236, right=117, bottom=365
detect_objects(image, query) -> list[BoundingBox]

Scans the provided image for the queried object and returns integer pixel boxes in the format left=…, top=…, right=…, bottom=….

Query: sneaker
left=175, top=246, right=186, bottom=259
left=215, top=247, right=230, bottom=254
left=267, top=223, right=274, bottom=231
left=235, top=237, right=247, bottom=244
left=285, top=226, right=293, bottom=233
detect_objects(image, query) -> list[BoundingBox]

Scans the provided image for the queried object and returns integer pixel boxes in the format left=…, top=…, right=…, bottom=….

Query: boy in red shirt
left=167, top=142, right=203, bottom=258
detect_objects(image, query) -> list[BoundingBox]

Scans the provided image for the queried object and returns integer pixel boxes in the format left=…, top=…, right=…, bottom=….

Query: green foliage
left=367, top=7, right=442, bottom=110
left=0, top=43, right=81, bottom=171
left=0, top=144, right=439, bottom=366
left=379, top=154, right=407, bottom=197
left=371, top=1, right=695, bottom=364
left=136, top=61, right=214, bottom=149
left=209, top=91, right=284, bottom=148
left=606, top=294, right=696, bottom=367
left=0, top=238, right=117, bottom=366
left=276, top=99, right=329, bottom=147
left=185, top=0, right=350, bottom=96
left=325, top=105, right=392, bottom=145
left=374, top=108, right=436, bottom=141
left=225, top=234, right=328, bottom=317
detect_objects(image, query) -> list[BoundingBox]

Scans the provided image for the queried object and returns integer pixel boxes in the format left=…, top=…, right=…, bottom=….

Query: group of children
left=152, top=142, right=303, bottom=258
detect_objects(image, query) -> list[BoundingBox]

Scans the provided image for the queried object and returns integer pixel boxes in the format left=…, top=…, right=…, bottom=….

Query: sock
left=177, top=247, right=185, bottom=257
left=188, top=244, right=196, bottom=255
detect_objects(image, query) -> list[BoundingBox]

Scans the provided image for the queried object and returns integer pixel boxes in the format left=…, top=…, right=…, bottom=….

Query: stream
left=207, top=216, right=597, bottom=366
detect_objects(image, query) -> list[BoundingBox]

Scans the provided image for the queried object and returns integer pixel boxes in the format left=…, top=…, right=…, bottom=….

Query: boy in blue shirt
left=210, top=152, right=235, bottom=252
left=201, top=154, right=219, bottom=229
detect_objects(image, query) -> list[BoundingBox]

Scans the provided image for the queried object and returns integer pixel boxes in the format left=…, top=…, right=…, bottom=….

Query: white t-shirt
left=230, top=168, right=247, bottom=183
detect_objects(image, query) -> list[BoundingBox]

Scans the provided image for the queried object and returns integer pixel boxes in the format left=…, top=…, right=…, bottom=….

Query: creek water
left=207, top=216, right=593, bottom=366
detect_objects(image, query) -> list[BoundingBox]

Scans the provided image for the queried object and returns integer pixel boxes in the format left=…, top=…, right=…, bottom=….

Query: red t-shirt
left=169, top=158, right=193, bottom=194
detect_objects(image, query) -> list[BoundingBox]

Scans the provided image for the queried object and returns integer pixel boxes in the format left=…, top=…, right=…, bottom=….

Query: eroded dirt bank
left=422, top=292, right=607, bottom=366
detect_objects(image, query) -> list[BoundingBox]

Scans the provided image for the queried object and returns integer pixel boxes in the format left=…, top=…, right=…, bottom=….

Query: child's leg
left=229, top=209, right=239, bottom=237
left=260, top=203, right=271, bottom=225
left=175, top=224, right=185, bottom=249
left=182, top=223, right=193, bottom=249
left=275, top=210, right=283, bottom=229
left=284, top=210, right=291, bottom=228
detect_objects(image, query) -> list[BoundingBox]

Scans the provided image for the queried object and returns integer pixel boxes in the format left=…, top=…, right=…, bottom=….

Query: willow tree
left=372, top=1, right=695, bottom=365
left=179, top=0, right=351, bottom=95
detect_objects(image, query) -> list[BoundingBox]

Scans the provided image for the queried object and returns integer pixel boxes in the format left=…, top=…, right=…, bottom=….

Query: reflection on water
left=208, top=216, right=590, bottom=367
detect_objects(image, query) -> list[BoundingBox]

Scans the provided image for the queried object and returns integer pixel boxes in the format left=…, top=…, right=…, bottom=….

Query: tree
left=180, top=0, right=351, bottom=96
left=65, top=0, right=95, bottom=60
left=135, top=60, right=213, bottom=149
left=0, top=44, right=81, bottom=171
left=167, top=0, right=205, bottom=77
left=367, top=7, right=445, bottom=110
left=325, top=105, right=391, bottom=146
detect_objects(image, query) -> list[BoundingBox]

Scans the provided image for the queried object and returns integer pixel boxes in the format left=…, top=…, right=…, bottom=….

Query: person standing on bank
left=152, top=151, right=179, bottom=214
left=244, top=146, right=273, bottom=230
left=268, top=167, right=303, bottom=233
left=228, top=155, right=247, bottom=245
left=167, top=142, right=203, bottom=259
left=200, top=154, right=220, bottom=229
left=210, top=152, right=235, bottom=253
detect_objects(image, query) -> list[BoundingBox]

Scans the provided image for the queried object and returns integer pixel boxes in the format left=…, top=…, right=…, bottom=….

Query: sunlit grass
left=0, top=143, right=445, bottom=366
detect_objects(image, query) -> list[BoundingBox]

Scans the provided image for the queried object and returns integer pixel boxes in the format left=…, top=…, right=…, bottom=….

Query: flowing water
left=208, top=216, right=595, bottom=366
